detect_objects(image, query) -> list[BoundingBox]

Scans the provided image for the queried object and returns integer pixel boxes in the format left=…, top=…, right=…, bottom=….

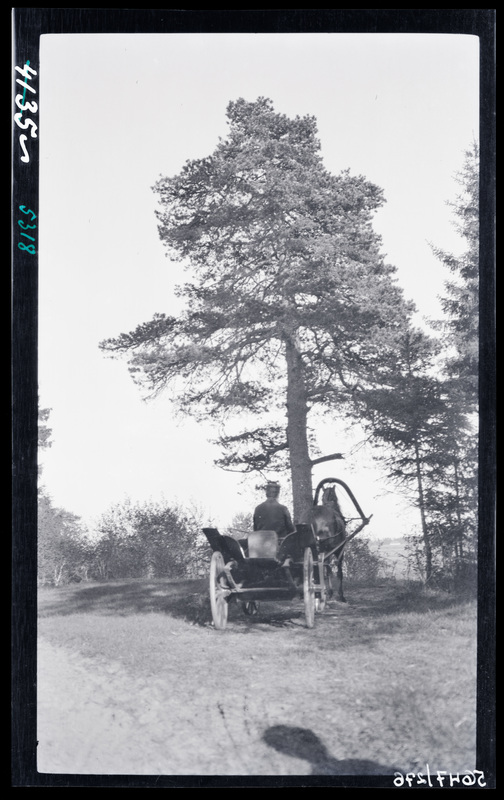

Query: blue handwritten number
left=18, top=242, right=36, bottom=254
left=18, top=205, right=37, bottom=254
left=19, top=205, right=36, bottom=221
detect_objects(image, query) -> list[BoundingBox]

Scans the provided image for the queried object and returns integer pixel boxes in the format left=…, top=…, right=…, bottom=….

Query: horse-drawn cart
left=203, top=477, right=372, bottom=630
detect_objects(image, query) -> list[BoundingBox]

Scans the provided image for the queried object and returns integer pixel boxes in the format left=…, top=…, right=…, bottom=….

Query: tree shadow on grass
left=343, top=582, right=475, bottom=617
left=262, top=724, right=399, bottom=777
left=38, top=578, right=310, bottom=629
left=37, top=578, right=474, bottom=631
left=38, top=578, right=213, bottom=625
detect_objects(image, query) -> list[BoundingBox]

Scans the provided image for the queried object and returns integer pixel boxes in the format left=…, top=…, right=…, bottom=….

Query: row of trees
left=99, top=99, right=478, bottom=592
left=37, top=410, right=209, bottom=586
left=90, top=500, right=209, bottom=582
left=38, top=491, right=210, bottom=587
left=38, top=489, right=386, bottom=589
left=37, top=408, right=388, bottom=588
left=38, top=410, right=386, bottom=588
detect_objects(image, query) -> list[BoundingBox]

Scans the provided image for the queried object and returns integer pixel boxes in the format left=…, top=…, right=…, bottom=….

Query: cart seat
left=248, top=530, right=278, bottom=560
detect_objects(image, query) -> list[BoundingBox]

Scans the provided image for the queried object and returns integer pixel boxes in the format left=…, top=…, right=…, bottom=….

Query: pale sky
left=37, top=33, right=479, bottom=536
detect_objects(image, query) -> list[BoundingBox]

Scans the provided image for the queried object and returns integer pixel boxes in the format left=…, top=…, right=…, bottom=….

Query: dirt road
left=36, top=584, right=477, bottom=780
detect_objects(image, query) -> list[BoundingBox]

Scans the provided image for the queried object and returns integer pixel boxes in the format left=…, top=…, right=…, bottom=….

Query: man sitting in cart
left=253, top=481, right=295, bottom=541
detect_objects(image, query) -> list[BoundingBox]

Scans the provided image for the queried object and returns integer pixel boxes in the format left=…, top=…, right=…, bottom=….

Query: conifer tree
left=101, top=98, right=412, bottom=520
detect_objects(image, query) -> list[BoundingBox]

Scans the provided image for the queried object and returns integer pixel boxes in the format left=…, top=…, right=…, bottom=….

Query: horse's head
left=300, top=484, right=345, bottom=538
left=322, top=486, right=338, bottom=507
left=319, top=486, right=345, bottom=534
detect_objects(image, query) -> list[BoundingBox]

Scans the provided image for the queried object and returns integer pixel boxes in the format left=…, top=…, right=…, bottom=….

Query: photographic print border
left=11, top=8, right=495, bottom=788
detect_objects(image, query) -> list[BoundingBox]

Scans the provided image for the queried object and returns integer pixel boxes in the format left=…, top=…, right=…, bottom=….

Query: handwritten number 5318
left=18, top=205, right=37, bottom=254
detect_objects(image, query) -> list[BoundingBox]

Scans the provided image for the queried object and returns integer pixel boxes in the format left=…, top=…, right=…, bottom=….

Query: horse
left=302, top=485, right=347, bottom=602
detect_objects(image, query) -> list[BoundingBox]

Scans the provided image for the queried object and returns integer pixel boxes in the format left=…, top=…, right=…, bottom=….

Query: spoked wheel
left=209, top=551, right=230, bottom=630
left=242, top=601, right=259, bottom=616
left=303, top=547, right=315, bottom=629
left=315, top=555, right=327, bottom=613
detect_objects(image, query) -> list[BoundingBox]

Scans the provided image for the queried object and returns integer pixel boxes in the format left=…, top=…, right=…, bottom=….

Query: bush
left=343, top=537, right=385, bottom=582
left=38, top=493, right=91, bottom=587
left=90, top=499, right=209, bottom=581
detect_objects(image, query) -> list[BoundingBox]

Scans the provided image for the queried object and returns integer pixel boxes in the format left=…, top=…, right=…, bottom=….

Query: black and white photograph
left=12, top=9, right=495, bottom=788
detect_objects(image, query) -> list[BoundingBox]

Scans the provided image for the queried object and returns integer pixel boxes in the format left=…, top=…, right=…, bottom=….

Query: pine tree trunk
left=453, top=460, right=465, bottom=559
left=413, top=437, right=433, bottom=582
left=284, top=333, right=314, bottom=522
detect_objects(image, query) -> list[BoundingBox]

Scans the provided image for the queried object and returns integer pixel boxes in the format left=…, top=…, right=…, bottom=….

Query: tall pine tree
left=357, top=144, right=480, bottom=586
left=431, top=141, right=479, bottom=411
left=101, top=98, right=413, bottom=520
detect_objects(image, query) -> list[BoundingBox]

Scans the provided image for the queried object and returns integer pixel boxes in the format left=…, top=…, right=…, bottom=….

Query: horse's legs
left=337, top=557, right=346, bottom=603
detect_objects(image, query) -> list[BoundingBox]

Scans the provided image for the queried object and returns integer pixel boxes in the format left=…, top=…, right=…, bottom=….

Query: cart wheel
left=209, top=551, right=229, bottom=630
left=242, top=601, right=259, bottom=616
left=303, top=547, right=315, bottom=628
left=315, top=556, right=327, bottom=613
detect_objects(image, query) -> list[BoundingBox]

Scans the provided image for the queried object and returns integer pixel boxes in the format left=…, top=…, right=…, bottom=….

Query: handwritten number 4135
left=18, top=206, right=37, bottom=254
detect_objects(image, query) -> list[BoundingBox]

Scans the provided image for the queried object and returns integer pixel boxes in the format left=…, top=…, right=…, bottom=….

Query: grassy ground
left=37, top=578, right=477, bottom=778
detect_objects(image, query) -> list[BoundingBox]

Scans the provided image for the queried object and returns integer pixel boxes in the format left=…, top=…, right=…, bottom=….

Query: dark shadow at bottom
left=263, top=724, right=399, bottom=776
